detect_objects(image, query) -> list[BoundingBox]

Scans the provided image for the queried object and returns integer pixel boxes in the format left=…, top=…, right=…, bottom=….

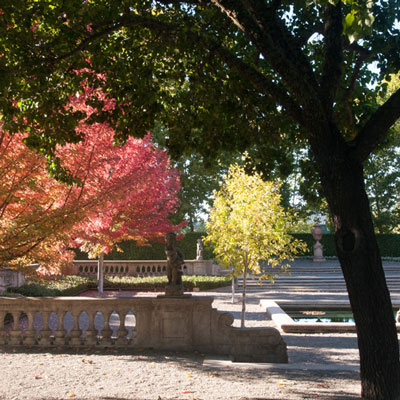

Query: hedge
left=74, top=232, right=214, bottom=261
left=291, top=233, right=400, bottom=258
left=6, top=275, right=232, bottom=297
left=73, top=232, right=400, bottom=260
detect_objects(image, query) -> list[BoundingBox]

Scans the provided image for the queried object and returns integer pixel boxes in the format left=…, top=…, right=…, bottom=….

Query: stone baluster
left=114, top=310, right=127, bottom=346
left=23, top=311, right=37, bottom=345
left=54, top=312, right=66, bottom=346
left=85, top=310, right=98, bottom=346
left=9, top=311, right=22, bottom=345
left=69, top=311, right=82, bottom=347
left=40, top=311, right=53, bottom=346
left=0, top=311, right=7, bottom=345
left=100, top=311, right=113, bottom=346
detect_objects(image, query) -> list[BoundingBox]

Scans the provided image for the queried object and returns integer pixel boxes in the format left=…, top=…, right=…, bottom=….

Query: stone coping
left=261, top=299, right=400, bottom=334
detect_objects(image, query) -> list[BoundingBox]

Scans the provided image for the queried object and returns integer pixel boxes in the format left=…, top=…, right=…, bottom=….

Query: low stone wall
left=69, top=259, right=221, bottom=277
left=0, top=296, right=288, bottom=363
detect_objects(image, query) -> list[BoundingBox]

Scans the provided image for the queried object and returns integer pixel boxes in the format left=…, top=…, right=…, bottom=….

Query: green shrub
left=5, top=275, right=231, bottom=297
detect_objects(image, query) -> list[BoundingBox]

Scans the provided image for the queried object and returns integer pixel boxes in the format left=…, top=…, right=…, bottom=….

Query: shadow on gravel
left=284, top=334, right=358, bottom=349
left=240, top=397, right=359, bottom=400
left=200, top=366, right=360, bottom=383
left=283, top=334, right=360, bottom=366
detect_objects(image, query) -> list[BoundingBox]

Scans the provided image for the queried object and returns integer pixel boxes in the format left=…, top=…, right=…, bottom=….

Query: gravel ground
left=0, top=291, right=363, bottom=400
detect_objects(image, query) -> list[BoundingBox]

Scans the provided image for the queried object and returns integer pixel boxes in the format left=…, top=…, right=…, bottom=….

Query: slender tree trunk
left=97, top=252, right=104, bottom=295
left=241, top=263, right=248, bottom=328
left=312, top=138, right=400, bottom=399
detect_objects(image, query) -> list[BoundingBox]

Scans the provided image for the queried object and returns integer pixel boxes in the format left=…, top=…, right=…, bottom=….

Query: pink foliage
left=60, top=86, right=183, bottom=255
left=0, top=84, right=183, bottom=273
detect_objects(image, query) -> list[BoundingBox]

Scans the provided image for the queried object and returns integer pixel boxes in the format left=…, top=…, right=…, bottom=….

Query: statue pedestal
left=313, top=241, right=326, bottom=262
left=161, top=284, right=185, bottom=297
left=311, top=223, right=326, bottom=262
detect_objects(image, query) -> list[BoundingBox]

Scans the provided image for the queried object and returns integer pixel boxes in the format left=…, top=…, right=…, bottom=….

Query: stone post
left=311, top=223, right=326, bottom=262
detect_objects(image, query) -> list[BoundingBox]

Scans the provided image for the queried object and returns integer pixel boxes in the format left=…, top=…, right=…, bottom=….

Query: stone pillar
left=311, top=223, right=326, bottom=262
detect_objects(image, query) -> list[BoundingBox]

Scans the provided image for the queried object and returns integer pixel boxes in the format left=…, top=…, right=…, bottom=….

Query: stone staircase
left=237, top=260, right=400, bottom=293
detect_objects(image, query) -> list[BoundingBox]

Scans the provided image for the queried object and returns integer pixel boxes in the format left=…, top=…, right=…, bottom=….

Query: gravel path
left=0, top=291, right=363, bottom=400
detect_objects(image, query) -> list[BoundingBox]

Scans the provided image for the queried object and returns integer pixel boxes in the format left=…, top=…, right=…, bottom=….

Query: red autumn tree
left=64, top=84, right=183, bottom=258
left=0, top=129, right=85, bottom=274
left=0, top=87, right=182, bottom=274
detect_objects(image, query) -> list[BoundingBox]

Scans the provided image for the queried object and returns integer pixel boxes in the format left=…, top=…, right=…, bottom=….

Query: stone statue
left=165, top=232, right=184, bottom=296
left=196, top=239, right=204, bottom=260
left=311, top=223, right=326, bottom=262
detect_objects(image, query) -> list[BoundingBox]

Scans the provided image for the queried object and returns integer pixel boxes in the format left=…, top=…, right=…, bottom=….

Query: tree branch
left=351, top=87, right=400, bottom=162
left=49, top=11, right=304, bottom=126
left=320, top=2, right=343, bottom=114
left=212, top=0, right=325, bottom=132
left=211, top=44, right=304, bottom=125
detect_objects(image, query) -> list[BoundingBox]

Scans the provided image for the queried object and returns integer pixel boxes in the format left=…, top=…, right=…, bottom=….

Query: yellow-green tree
left=205, top=165, right=305, bottom=327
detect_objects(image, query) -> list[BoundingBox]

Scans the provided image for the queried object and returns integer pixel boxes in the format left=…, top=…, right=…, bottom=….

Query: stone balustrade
left=0, top=296, right=288, bottom=363
left=70, top=259, right=219, bottom=277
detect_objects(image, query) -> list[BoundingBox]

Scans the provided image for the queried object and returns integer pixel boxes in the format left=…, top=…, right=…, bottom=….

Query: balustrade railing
left=0, top=296, right=288, bottom=363
left=0, top=297, right=138, bottom=348
left=71, top=259, right=217, bottom=277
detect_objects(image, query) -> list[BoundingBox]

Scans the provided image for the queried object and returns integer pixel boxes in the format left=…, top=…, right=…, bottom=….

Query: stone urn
left=311, top=223, right=326, bottom=262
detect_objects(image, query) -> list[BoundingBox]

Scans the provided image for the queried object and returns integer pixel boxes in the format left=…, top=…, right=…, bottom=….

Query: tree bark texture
left=311, top=135, right=400, bottom=400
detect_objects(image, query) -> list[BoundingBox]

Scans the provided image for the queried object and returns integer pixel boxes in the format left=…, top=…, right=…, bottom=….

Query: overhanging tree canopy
left=1, top=1, right=400, bottom=398
left=0, top=85, right=182, bottom=273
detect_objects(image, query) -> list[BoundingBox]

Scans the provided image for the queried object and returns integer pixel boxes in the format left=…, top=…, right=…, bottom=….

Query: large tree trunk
left=312, top=137, right=400, bottom=399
